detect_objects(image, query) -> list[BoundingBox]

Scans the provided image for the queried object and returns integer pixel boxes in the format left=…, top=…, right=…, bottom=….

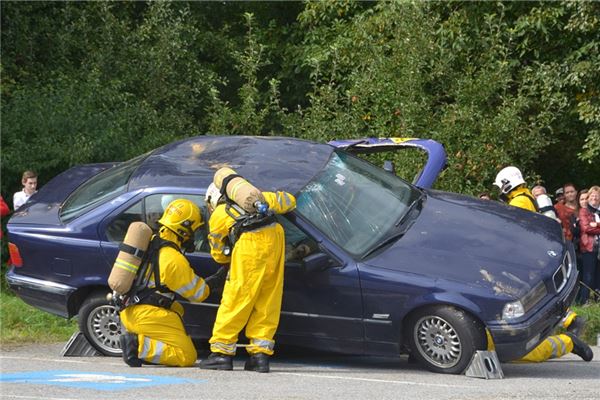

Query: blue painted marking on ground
left=0, top=370, right=205, bottom=391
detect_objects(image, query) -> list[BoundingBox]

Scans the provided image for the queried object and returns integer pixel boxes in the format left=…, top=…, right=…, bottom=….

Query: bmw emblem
left=547, top=250, right=558, bottom=257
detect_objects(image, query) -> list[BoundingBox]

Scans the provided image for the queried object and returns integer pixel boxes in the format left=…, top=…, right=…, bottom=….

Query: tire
left=78, top=291, right=123, bottom=356
left=406, top=305, right=486, bottom=374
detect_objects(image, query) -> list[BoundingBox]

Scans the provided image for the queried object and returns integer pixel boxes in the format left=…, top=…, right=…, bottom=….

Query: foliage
left=0, top=290, right=77, bottom=345
left=1, top=1, right=598, bottom=198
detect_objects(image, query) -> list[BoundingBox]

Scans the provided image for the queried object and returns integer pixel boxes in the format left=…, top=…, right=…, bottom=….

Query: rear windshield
left=60, top=153, right=148, bottom=223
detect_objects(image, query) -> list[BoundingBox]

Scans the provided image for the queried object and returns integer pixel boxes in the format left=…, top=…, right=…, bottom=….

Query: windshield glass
left=60, top=153, right=148, bottom=223
left=295, top=150, right=421, bottom=257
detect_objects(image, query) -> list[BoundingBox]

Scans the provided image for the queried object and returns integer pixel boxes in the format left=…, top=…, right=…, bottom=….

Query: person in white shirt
left=13, top=170, right=38, bottom=210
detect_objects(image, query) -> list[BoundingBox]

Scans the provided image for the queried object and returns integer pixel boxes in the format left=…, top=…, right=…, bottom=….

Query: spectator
left=531, top=185, right=547, bottom=198
left=555, top=183, right=578, bottom=241
left=577, top=185, right=600, bottom=304
left=13, top=170, right=38, bottom=210
left=478, top=192, right=491, bottom=200
left=1, top=195, right=10, bottom=239
left=530, top=184, right=558, bottom=220
left=571, top=189, right=589, bottom=273
left=554, top=187, right=565, bottom=205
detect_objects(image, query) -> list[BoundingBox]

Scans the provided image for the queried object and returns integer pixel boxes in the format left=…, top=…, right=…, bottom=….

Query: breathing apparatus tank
left=108, top=221, right=153, bottom=295
left=213, top=167, right=266, bottom=213
left=535, top=194, right=558, bottom=220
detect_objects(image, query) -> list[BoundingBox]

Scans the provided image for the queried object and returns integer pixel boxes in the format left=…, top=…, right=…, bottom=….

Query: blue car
left=6, top=135, right=577, bottom=374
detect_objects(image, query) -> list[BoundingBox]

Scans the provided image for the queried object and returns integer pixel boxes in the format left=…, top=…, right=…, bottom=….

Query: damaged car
left=6, top=135, right=577, bottom=374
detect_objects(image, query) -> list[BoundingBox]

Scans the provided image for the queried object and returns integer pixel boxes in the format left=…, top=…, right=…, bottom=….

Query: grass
left=0, top=288, right=599, bottom=348
left=0, top=290, right=77, bottom=346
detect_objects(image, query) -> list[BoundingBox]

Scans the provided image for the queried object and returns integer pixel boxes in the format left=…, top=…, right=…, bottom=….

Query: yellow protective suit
left=119, top=229, right=211, bottom=367
left=506, top=186, right=537, bottom=212
left=207, top=191, right=296, bottom=356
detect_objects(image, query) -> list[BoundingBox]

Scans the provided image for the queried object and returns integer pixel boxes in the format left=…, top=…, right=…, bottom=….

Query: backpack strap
left=125, top=237, right=179, bottom=309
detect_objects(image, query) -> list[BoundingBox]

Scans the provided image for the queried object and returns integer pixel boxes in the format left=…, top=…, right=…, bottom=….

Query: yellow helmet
left=157, top=199, right=203, bottom=239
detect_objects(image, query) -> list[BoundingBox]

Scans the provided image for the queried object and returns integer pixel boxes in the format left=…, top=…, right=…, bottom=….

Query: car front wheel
left=78, top=291, right=122, bottom=356
left=406, top=305, right=486, bottom=374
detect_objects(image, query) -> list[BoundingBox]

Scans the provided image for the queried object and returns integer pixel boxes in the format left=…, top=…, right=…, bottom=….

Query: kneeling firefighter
left=493, top=168, right=593, bottom=363
left=116, top=199, right=227, bottom=367
left=199, top=169, right=297, bottom=373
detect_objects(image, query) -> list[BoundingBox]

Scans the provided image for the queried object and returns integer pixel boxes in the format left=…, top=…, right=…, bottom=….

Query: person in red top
left=555, top=183, right=578, bottom=241
left=1, top=195, right=10, bottom=239
left=577, top=185, right=600, bottom=304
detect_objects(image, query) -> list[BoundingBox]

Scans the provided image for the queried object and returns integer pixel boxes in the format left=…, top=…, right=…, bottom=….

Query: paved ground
left=0, top=343, right=599, bottom=400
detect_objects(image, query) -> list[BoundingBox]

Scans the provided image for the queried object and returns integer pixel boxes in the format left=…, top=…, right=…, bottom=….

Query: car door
left=276, top=215, right=365, bottom=354
left=98, top=192, right=222, bottom=338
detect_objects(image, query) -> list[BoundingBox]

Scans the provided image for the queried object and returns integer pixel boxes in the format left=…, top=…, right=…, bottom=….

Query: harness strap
left=220, top=174, right=243, bottom=200
left=118, top=242, right=146, bottom=259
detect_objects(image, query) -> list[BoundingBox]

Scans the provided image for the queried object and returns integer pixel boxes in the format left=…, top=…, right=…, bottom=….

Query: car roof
left=129, top=135, right=335, bottom=194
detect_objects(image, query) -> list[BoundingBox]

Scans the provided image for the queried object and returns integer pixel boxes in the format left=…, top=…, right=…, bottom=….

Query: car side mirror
left=302, top=252, right=336, bottom=274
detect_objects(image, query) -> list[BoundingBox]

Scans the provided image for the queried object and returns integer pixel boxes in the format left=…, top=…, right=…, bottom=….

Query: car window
left=295, top=150, right=420, bottom=257
left=106, top=201, right=143, bottom=242
left=276, top=216, right=319, bottom=262
left=106, top=194, right=210, bottom=253
left=60, top=153, right=149, bottom=223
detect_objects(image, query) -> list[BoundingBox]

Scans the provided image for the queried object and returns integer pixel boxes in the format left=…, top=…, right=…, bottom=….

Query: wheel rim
left=86, top=304, right=122, bottom=355
left=414, top=315, right=462, bottom=369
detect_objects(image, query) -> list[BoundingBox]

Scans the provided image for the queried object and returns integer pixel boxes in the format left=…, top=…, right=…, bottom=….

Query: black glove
left=204, top=266, right=228, bottom=292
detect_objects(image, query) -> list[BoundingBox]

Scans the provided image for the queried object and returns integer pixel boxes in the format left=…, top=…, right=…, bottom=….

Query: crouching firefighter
left=199, top=169, right=297, bottom=373
left=110, top=199, right=227, bottom=367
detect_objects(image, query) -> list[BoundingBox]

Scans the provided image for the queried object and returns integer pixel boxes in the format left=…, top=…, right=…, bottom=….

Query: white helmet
left=494, top=166, right=525, bottom=195
left=205, top=183, right=222, bottom=210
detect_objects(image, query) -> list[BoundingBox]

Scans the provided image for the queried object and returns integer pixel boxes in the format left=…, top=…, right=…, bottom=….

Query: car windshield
left=295, top=150, right=421, bottom=258
left=60, top=153, right=148, bottom=223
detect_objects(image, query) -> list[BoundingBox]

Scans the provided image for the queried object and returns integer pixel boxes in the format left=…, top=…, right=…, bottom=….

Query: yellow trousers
left=120, top=303, right=197, bottom=367
left=518, top=334, right=574, bottom=362
left=209, top=223, right=285, bottom=356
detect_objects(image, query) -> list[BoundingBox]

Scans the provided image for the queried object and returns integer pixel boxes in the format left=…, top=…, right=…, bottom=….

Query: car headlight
left=502, top=300, right=525, bottom=320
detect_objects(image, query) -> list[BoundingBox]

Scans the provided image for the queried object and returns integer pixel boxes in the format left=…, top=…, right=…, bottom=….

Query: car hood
left=8, top=163, right=116, bottom=225
left=365, top=190, right=564, bottom=299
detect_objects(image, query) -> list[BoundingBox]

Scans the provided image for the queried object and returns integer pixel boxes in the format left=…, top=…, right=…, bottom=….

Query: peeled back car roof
left=129, top=135, right=335, bottom=194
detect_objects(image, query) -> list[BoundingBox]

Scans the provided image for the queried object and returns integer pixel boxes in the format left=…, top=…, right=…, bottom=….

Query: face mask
left=182, top=238, right=195, bottom=253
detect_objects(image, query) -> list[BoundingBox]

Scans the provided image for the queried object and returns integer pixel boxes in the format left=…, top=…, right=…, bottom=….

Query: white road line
left=276, top=372, right=472, bottom=388
left=0, top=396, right=79, bottom=400
left=0, top=355, right=122, bottom=366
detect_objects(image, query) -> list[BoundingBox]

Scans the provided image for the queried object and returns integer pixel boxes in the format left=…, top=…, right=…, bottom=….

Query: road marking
left=0, top=355, right=122, bottom=366
left=0, top=370, right=203, bottom=391
left=277, top=372, right=471, bottom=388
left=0, top=396, right=79, bottom=400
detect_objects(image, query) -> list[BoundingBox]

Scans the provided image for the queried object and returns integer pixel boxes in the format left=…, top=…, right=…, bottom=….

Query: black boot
left=244, top=353, right=270, bottom=373
left=199, top=352, right=234, bottom=370
left=566, top=315, right=586, bottom=337
left=566, top=333, right=593, bottom=362
left=120, top=333, right=142, bottom=368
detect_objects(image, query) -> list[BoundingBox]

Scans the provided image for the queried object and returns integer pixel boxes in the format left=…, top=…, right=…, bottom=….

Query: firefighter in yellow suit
left=119, top=199, right=227, bottom=367
left=199, top=183, right=296, bottom=373
left=493, top=167, right=593, bottom=362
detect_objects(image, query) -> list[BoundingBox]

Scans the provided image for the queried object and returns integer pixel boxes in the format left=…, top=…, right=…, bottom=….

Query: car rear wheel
left=406, top=305, right=486, bottom=374
left=78, top=291, right=122, bottom=356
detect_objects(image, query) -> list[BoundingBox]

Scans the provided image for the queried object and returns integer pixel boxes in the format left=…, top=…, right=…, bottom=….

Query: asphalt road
left=1, top=343, right=598, bottom=400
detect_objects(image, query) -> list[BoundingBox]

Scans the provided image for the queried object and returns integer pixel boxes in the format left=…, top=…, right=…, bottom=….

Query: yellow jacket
left=507, top=186, right=537, bottom=212
left=208, top=191, right=296, bottom=264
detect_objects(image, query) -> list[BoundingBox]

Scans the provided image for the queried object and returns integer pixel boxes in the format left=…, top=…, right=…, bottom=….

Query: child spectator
left=13, top=170, right=38, bottom=210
